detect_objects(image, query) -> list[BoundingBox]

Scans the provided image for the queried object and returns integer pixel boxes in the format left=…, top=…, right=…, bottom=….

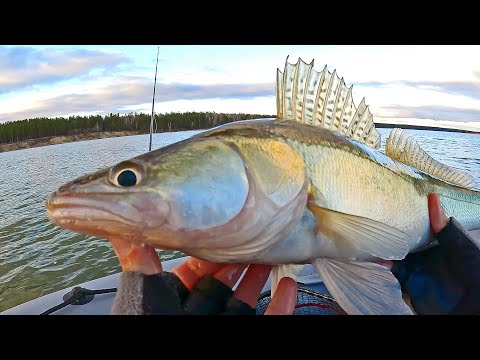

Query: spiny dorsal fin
left=276, top=57, right=381, bottom=149
left=386, top=128, right=477, bottom=190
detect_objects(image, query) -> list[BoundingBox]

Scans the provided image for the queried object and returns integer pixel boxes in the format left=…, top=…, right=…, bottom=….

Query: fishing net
left=255, top=285, right=346, bottom=315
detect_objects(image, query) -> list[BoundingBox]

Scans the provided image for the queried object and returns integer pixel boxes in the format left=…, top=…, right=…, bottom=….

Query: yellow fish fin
left=386, top=128, right=477, bottom=190
left=307, top=202, right=410, bottom=260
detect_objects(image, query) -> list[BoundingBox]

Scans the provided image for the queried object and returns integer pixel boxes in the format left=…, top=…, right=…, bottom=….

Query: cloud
left=0, top=47, right=129, bottom=93
left=377, top=105, right=480, bottom=122
left=358, top=80, right=480, bottom=100
left=403, top=81, right=480, bottom=100
left=156, top=82, right=273, bottom=101
left=0, top=80, right=275, bottom=122
left=201, top=65, right=223, bottom=73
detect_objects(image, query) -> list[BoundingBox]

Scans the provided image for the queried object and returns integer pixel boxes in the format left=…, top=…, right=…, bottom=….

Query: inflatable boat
left=1, top=257, right=344, bottom=315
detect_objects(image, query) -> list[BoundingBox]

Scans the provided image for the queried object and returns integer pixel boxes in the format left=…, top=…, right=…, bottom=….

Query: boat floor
left=1, top=257, right=331, bottom=315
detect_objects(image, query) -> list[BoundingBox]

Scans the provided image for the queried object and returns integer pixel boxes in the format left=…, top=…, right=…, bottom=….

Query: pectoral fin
left=311, top=258, right=413, bottom=315
left=308, top=203, right=411, bottom=260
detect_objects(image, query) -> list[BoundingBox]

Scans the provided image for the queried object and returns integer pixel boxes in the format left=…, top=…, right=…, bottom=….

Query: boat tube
left=1, top=257, right=343, bottom=315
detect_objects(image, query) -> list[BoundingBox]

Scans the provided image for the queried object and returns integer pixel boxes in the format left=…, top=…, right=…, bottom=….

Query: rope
left=40, top=287, right=117, bottom=315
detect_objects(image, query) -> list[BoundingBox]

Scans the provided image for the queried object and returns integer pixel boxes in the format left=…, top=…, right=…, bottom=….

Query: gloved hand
left=390, top=193, right=480, bottom=315
left=111, top=258, right=298, bottom=315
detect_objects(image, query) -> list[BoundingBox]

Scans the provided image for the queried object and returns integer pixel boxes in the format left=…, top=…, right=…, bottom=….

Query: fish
left=46, top=57, right=480, bottom=315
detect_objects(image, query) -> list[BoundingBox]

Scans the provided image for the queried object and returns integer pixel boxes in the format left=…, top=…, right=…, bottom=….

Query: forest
left=0, top=111, right=275, bottom=144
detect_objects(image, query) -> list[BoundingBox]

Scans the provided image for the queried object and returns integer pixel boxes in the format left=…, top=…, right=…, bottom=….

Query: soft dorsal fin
left=386, top=128, right=477, bottom=189
left=276, top=56, right=381, bottom=149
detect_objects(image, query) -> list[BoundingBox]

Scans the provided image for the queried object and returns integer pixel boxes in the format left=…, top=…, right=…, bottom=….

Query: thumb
left=428, top=193, right=449, bottom=235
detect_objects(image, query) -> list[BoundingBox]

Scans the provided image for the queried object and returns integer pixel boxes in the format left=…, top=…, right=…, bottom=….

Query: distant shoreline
left=376, top=123, right=480, bottom=134
left=1, top=123, right=478, bottom=154
left=0, top=131, right=149, bottom=153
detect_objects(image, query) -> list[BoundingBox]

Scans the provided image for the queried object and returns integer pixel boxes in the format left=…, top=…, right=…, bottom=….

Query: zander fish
left=46, top=57, right=480, bottom=314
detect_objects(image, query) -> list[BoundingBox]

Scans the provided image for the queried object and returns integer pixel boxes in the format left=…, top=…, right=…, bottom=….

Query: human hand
left=389, top=193, right=480, bottom=315
left=427, top=192, right=449, bottom=234
left=111, top=256, right=298, bottom=315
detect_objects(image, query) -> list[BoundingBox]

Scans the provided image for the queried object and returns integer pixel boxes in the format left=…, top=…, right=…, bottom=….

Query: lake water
left=0, top=127, right=479, bottom=312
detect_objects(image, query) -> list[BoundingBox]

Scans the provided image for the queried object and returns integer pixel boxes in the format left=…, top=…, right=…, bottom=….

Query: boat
left=1, top=257, right=344, bottom=315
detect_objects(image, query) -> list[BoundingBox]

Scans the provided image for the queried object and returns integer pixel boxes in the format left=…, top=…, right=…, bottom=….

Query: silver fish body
left=47, top=119, right=480, bottom=264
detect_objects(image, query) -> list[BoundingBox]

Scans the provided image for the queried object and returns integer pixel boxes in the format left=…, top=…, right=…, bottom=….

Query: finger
left=171, top=257, right=226, bottom=291
left=213, top=263, right=249, bottom=288
left=428, top=193, right=449, bottom=234
left=179, top=263, right=247, bottom=315
left=233, top=264, right=272, bottom=307
left=377, top=260, right=394, bottom=270
left=109, top=237, right=163, bottom=275
left=264, top=277, right=298, bottom=315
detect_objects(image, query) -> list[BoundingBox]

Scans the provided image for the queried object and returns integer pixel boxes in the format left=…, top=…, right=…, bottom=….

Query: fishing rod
left=149, top=46, right=160, bottom=152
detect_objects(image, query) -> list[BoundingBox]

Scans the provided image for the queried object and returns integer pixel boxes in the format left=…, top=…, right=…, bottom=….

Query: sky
left=1, top=45, right=480, bottom=131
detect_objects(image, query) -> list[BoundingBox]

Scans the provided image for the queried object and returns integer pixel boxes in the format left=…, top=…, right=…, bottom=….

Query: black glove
left=111, top=271, right=256, bottom=315
left=391, top=217, right=480, bottom=315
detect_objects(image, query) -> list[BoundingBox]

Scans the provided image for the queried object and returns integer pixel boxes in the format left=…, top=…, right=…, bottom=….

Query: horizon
left=2, top=111, right=478, bottom=134
left=1, top=45, right=480, bottom=132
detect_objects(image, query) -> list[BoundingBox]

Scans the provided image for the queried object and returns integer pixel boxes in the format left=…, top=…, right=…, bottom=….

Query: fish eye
left=108, top=161, right=144, bottom=187
left=116, top=169, right=139, bottom=187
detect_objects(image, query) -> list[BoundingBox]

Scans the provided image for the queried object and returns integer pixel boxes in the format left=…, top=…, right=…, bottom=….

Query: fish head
left=46, top=131, right=308, bottom=267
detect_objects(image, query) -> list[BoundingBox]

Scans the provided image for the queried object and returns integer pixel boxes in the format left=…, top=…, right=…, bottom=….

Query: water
left=0, top=131, right=200, bottom=312
left=0, top=128, right=479, bottom=312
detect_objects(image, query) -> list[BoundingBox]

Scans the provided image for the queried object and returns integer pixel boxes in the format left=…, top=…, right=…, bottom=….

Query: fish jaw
left=46, top=191, right=170, bottom=243
left=46, top=191, right=167, bottom=274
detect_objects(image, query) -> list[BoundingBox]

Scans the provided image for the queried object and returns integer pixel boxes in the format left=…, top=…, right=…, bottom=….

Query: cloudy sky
left=1, top=45, right=480, bottom=131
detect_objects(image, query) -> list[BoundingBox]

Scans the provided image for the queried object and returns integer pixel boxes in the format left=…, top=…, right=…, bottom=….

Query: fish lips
left=45, top=191, right=169, bottom=240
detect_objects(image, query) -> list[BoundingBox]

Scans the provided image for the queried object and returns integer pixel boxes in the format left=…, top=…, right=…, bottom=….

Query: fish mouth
left=46, top=192, right=144, bottom=239
left=46, top=192, right=165, bottom=274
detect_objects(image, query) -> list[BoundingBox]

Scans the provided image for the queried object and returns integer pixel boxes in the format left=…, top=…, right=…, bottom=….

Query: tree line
left=0, top=111, right=275, bottom=144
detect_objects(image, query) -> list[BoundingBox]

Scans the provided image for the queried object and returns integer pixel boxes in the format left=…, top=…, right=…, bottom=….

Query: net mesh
left=256, top=285, right=346, bottom=315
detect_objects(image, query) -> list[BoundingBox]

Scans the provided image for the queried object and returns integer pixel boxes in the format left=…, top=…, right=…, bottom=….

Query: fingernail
left=215, top=264, right=247, bottom=287
left=186, top=257, right=203, bottom=272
